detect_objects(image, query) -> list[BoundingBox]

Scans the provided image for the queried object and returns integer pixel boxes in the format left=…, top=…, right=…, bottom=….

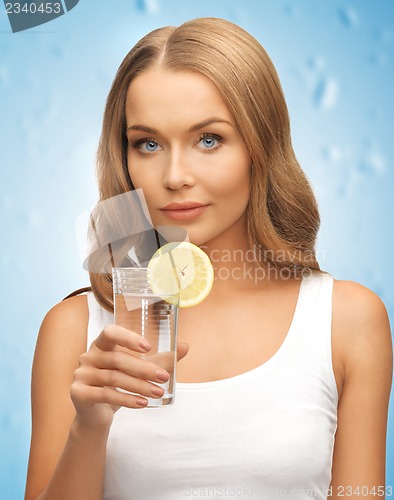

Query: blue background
left=0, top=0, right=393, bottom=497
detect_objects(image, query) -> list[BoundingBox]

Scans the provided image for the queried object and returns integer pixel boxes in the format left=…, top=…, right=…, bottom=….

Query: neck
left=199, top=226, right=267, bottom=290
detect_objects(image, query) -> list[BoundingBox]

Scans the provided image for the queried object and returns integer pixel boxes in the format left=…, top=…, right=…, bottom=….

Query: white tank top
left=87, top=270, right=338, bottom=499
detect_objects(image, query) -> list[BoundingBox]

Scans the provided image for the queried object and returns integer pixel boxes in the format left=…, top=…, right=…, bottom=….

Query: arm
left=25, top=296, right=110, bottom=500
left=330, top=281, right=393, bottom=498
left=25, top=296, right=190, bottom=500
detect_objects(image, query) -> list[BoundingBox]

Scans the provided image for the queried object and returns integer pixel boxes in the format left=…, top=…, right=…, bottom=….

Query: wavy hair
left=90, top=17, right=321, bottom=312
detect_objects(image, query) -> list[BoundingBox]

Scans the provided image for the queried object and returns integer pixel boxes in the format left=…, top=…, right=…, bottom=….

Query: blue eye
left=202, top=137, right=215, bottom=148
left=144, top=140, right=159, bottom=152
left=198, top=133, right=222, bottom=151
left=132, top=138, right=161, bottom=154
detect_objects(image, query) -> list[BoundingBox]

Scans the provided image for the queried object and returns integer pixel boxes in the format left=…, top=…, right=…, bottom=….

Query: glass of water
left=112, top=267, right=179, bottom=407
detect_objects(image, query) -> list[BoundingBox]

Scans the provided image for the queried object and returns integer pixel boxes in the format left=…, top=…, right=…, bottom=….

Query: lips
left=160, top=202, right=209, bottom=221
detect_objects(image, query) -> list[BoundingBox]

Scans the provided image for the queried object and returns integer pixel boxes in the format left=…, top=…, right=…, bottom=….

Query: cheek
left=127, top=163, right=152, bottom=191
left=127, top=160, right=137, bottom=187
left=127, top=152, right=147, bottom=186
left=212, top=158, right=250, bottom=200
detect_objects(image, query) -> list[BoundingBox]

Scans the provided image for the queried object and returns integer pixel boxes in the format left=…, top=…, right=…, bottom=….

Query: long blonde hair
left=90, top=17, right=321, bottom=312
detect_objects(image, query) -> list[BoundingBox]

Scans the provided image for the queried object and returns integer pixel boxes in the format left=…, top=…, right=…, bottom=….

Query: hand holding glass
left=112, top=267, right=178, bottom=407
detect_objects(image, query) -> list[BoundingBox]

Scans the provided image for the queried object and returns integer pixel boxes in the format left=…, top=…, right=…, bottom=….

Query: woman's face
left=125, top=68, right=251, bottom=248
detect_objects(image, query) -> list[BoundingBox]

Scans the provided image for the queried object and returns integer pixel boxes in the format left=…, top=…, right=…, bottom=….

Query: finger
left=71, top=383, right=149, bottom=409
left=177, top=341, right=190, bottom=362
left=93, top=324, right=151, bottom=353
left=141, top=351, right=175, bottom=374
left=75, top=366, right=166, bottom=399
left=81, top=349, right=170, bottom=384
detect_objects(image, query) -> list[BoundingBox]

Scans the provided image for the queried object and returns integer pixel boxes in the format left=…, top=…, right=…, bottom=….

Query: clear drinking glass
left=112, top=267, right=178, bottom=407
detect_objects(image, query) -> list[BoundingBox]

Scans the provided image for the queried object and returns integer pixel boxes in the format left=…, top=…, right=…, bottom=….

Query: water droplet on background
left=284, top=4, right=298, bottom=17
left=27, top=209, right=44, bottom=228
left=50, top=45, right=65, bottom=59
left=135, top=0, right=159, bottom=14
left=338, top=7, right=359, bottom=28
left=314, top=77, right=339, bottom=109
left=358, top=150, right=386, bottom=175
left=1, top=196, right=13, bottom=209
left=378, top=28, right=392, bottom=44
left=0, top=66, right=10, bottom=85
left=322, top=146, right=345, bottom=163
left=367, top=52, right=388, bottom=66
left=307, top=56, right=326, bottom=71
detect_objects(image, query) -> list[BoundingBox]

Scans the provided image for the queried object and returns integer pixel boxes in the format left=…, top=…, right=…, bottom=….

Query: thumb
left=176, top=341, right=189, bottom=362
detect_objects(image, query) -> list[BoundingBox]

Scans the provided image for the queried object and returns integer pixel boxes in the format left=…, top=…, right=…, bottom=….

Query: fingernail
left=156, top=370, right=170, bottom=382
left=136, top=398, right=148, bottom=407
left=139, top=338, right=151, bottom=351
left=151, top=386, right=164, bottom=397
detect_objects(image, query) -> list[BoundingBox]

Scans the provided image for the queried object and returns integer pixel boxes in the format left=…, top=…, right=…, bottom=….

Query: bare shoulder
left=43, top=294, right=89, bottom=332
left=36, top=294, right=89, bottom=360
left=333, top=278, right=387, bottom=313
left=331, top=279, right=392, bottom=383
left=332, top=279, right=391, bottom=339
left=32, top=293, right=91, bottom=412
left=330, top=279, right=393, bottom=488
left=26, top=295, right=90, bottom=499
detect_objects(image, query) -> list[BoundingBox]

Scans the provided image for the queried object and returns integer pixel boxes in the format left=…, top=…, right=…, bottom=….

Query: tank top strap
left=287, top=270, right=338, bottom=402
left=301, top=270, right=334, bottom=327
left=86, top=292, right=114, bottom=350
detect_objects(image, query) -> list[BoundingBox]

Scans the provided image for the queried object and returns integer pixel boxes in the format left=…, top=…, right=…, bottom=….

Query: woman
left=25, top=17, right=392, bottom=500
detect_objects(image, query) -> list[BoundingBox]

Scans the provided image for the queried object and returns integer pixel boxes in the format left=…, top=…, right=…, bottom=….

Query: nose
left=162, top=150, right=195, bottom=190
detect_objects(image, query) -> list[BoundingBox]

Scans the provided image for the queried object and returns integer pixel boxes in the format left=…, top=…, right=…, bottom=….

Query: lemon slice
left=147, top=242, right=214, bottom=307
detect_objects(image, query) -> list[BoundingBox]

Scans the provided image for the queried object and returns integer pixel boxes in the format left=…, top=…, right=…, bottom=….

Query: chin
left=187, top=232, right=219, bottom=249
left=155, top=222, right=211, bottom=248
left=182, top=233, right=207, bottom=247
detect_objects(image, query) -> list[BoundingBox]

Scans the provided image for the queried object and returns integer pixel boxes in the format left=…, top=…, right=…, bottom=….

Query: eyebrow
left=126, top=117, right=233, bottom=134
